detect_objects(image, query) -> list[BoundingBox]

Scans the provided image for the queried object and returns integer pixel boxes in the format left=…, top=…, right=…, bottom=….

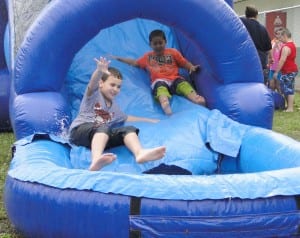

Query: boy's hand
left=189, top=65, right=201, bottom=74
left=94, top=56, right=111, bottom=75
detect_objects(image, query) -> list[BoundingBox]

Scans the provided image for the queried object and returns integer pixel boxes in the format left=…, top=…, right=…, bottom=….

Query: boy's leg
left=90, top=132, right=116, bottom=171
left=174, top=79, right=206, bottom=106
left=158, top=94, right=172, bottom=115
left=70, top=123, right=116, bottom=171
left=154, top=82, right=172, bottom=115
left=123, top=132, right=166, bottom=163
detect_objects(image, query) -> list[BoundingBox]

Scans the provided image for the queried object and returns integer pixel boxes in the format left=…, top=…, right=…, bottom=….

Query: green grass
left=0, top=133, right=20, bottom=238
left=1, top=93, right=300, bottom=237
left=273, top=92, right=300, bottom=139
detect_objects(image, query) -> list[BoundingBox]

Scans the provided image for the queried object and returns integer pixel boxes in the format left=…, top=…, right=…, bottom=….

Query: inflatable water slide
left=4, top=0, right=300, bottom=237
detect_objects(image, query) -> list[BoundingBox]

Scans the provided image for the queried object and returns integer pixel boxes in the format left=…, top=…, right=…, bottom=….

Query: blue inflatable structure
left=0, top=0, right=11, bottom=131
left=4, top=0, right=300, bottom=237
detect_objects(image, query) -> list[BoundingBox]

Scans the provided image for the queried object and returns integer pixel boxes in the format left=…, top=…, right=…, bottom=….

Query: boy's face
left=150, top=36, right=166, bottom=55
left=99, top=75, right=122, bottom=102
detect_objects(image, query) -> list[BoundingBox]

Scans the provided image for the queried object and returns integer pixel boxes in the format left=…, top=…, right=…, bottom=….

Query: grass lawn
left=0, top=133, right=20, bottom=238
left=1, top=92, right=300, bottom=237
left=273, top=92, right=300, bottom=139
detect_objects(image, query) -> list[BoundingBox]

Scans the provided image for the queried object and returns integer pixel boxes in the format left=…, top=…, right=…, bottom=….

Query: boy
left=69, top=57, right=166, bottom=171
left=112, top=29, right=205, bottom=115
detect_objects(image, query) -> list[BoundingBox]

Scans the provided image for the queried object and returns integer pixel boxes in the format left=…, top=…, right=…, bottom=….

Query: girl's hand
left=94, top=56, right=111, bottom=75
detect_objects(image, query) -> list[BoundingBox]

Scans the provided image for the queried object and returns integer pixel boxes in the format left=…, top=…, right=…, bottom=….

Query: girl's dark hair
left=149, top=29, right=166, bottom=42
left=245, top=6, right=258, bottom=18
left=101, top=67, right=122, bottom=81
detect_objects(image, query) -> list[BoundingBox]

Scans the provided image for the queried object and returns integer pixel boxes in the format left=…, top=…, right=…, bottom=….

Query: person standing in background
left=268, top=27, right=283, bottom=92
left=240, top=5, right=272, bottom=84
left=273, top=28, right=298, bottom=112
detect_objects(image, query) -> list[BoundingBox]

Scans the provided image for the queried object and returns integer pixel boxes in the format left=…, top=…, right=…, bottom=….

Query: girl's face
left=275, top=31, right=281, bottom=40
left=278, top=33, right=287, bottom=43
left=150, top=36, right=166, bottom=55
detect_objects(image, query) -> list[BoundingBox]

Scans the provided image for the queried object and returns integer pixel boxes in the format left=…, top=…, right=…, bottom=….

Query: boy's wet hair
left=149, top=29, right=166, bottom=42
left=102, top=67, right=122, bottom=81
left=245, top=6, right=258, bottom=18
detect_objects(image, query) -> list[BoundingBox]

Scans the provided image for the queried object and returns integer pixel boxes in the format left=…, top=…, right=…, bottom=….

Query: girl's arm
left=274, top=46, right=290, bottom=79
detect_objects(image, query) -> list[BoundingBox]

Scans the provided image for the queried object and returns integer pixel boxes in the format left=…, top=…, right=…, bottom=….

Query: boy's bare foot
left=285, top=109, right=293, bottom=112
left=89, top=153, right=116, bottom=171
left=135, top=146, right=166, bottom=163
left=159, top=96, right=172, bottom=115
left=187, top=92, right=206, bottom=106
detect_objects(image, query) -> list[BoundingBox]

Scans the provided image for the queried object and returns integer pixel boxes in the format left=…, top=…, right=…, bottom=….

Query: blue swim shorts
left=279, top=72, right=298, bottom=95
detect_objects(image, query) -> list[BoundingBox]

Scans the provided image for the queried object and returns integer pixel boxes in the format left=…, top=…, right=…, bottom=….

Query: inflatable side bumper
left=5, top=175, right=300, bottom=238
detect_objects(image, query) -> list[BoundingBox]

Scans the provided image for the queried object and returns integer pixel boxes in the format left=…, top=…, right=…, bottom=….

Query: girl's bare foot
left=135, top=146, right=166, bottom=163
left=89, top=153, right=116, bottom=171
left=159, top=96, right=172, bottom=115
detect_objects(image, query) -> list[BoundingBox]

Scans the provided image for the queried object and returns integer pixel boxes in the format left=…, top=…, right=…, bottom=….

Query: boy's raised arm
left=87, top=57, right=111, bottom=96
